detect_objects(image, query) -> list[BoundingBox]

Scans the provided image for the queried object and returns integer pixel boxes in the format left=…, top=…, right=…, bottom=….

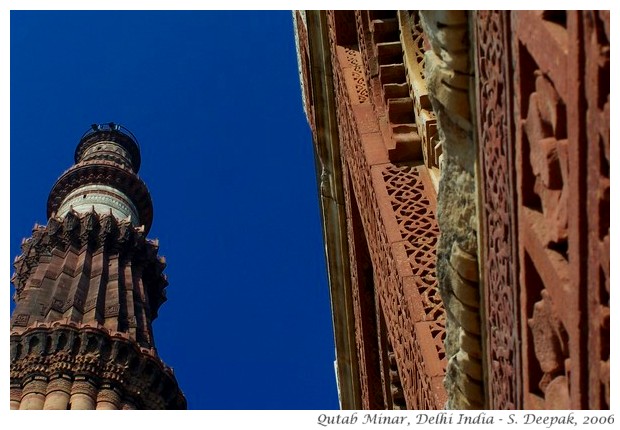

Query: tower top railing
left=75, top=122, right=142, bottom=172
left=79, top=122, right=140, bottom=148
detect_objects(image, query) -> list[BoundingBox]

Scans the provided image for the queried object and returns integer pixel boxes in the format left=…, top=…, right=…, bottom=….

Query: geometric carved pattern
left=329, top=11, right=445, bottom=409
left=408, top=12, right=426, bottom=77
left=382, top=164, right=443, bottom=324
left=344, top=47, right=369, bottom=104
left=474, top=10, right=521, bottom=410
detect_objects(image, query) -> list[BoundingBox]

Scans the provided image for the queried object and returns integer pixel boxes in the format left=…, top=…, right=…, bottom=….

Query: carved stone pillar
left=43, top=375, right=73, bottom=410
left=10, top=386, right=22, bottom=410
left=96, top=385, right=122, bottom=410
left=69, top=377, right=97, bottom=410
left=19, top=377, right=48, bottom=410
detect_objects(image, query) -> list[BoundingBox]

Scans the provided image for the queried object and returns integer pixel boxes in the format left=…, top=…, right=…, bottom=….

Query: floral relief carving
left=475, top=10, right=520, bottom=409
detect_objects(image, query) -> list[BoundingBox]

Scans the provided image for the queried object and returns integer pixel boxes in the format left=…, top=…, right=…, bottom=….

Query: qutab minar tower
left=10, top=123, right=186, bottom=410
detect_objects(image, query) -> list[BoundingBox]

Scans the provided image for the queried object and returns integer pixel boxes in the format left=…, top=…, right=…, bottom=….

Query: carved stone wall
left=297, top=9, right=609, bottom=411
left=344, top=167, right=382, bottom=409
left=475, top=10, right=610, bottom=409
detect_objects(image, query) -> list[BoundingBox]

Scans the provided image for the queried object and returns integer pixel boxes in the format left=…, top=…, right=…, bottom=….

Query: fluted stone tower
left=10, top=123, right=186, bottom=410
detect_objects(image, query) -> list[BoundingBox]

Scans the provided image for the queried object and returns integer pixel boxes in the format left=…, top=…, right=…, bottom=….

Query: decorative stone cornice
left=12, top=209, right=166, bottom=310
left=10, top=322, right=186, bottom=410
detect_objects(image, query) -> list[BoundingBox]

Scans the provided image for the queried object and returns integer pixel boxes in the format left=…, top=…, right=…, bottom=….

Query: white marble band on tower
left=56, top=184, right=139, bottom=225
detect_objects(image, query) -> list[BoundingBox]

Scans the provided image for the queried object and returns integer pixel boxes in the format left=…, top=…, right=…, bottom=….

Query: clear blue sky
left=10, top=10, right=340, bottom=410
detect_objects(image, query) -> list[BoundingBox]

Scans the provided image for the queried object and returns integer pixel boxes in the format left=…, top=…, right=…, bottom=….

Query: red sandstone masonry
left=300, top=9, right=608, bottom=411
left=328, top=11, right=446, bottom=409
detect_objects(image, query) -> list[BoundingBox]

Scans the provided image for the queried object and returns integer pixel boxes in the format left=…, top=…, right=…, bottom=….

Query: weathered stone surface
left=449, top=242, right=478, bottom=282
left=450, top=390, right=483, bottom=409
left=426, top=10, right=468, bottom=26
left=444, top=291, right=480, bottom=335
left=420, top=11, right=482, bottom=411
left=424, top=55, right=471, bottom=126
left=448, top=266, right=479, bottom=308
left=445, top=357, right=483, bottom=403
left=455, top=350, right=482, bottom=380
left=458, top=328, right=481, bottom=359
